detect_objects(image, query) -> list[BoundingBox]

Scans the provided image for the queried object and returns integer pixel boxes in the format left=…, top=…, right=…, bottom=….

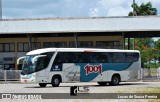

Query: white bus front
left=20, top=55, right=37, bottom=83
left=19, top=52, right=54, bottom=84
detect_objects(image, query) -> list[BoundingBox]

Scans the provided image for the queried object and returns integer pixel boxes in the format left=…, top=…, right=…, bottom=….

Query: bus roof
left=26, top=48, right=140, bottom=55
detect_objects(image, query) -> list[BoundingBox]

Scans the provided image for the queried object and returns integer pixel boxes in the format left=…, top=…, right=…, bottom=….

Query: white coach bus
left=17, top=48, right=141, bottom=87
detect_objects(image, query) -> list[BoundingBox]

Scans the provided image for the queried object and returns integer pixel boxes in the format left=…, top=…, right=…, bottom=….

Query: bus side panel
left=91, top=71, right=130, bottom=82
left=47, top=63, right=81, bottom=83
left=80, top=63, right=132, bottom=82
left=80, top=63, right=103, bottom=82
left=106, top=71, right=130, bottom=81
left=47, top=62, right=139, bottom=83
left=62, top=63, right=80, bottom=82
left=125, top=61, right=141, bottom=80
left=36, top=69, right=48, bottom=83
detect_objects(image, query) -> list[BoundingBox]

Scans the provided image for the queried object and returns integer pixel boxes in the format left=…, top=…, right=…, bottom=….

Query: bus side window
left=113, top=52, right=125, bottom=63
left=98, top=53, right=108, bottom=63
left=36, top=56, right=49, bottom=71
left=125, top=56, right=132, bottom=62
left=94, top=53, right=101, bottom=63
left=105, top=53, right=112, bottom=63
left=62, top=53, right=68, bottom=63
left=75, top=53, right=84, bottom=63
left=68, top=53, right=76, bottom=63
left=84, top=53, right=90, bottom=63
left=53, top=53, right=62, bottom=64
left=125, top=53, right=139, bottom=62
left=51, top=52, right=63, bottom=71
left=133, top=53, right=139, bottom=62
left=84, top=52, right=100, bottom=63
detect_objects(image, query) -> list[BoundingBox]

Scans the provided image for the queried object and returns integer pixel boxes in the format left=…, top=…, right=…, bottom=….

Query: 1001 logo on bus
left=84, top=64, right=102, bottom=75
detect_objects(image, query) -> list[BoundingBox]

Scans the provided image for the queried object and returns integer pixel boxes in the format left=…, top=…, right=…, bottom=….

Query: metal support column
left=133, top=38, right=135, bottom=50
left=74, top=33, right=78, bottom=48
left=27, top=34, right=32, bottom=51
left=15, top=41, right=18, bottom=70
left=132, top=0, right=136, bottom=50
left=128, top=37, right=130, bottom=50
left=122, top=32, right=125, bottom=49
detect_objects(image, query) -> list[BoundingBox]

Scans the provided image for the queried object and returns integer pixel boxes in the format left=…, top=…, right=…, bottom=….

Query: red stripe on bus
left=84, top=50, right=93, bottom=52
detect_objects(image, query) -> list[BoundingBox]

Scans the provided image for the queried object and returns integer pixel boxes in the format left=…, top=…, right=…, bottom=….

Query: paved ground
left=0, top=82, right=160, bottom=93
left=0, top=82, right=160, bottom=102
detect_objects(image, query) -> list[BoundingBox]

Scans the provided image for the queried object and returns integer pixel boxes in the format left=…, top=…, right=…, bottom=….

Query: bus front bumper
left=21, top=73, right=36, bottom=83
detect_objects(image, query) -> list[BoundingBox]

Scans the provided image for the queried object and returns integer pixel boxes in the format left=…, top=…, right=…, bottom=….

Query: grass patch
left=135, top=87, right=160, bottom=93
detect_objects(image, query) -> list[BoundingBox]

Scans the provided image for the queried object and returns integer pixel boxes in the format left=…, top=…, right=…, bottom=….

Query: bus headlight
left=32, top=73, right=36, bottom=78
left=26, top=74, right=32, bottom=78
left=21, top=73, right=36, bottom=79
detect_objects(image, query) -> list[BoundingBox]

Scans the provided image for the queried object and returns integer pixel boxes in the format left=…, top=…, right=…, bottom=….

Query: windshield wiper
left=21, top=71, right=25, bottom=75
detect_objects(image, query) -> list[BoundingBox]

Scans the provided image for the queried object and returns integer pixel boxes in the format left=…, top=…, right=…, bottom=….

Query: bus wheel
left=39, top=83, right=47, bottom=87
left=51, top=76, right=60, bottom=87
left=97, top=82, right=107, bottom=86
left=109, top=75, right=120, bottom=86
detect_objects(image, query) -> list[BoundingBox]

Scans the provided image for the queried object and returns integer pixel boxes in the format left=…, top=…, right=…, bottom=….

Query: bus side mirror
left=17, top=56, right=25, bottom=65
left=32, top=55, right=47, bottom=65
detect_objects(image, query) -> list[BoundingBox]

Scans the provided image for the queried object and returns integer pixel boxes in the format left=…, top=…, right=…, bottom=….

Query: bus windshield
left=21, top=52, right=54, bottom=75
left=22, top=55, right=36, bottom=75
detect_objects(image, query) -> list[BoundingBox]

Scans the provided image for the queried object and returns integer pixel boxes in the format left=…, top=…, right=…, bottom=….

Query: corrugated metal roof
left=0, top=16, right=159, bottom=34
left=0, top=16, right=158, bottom=21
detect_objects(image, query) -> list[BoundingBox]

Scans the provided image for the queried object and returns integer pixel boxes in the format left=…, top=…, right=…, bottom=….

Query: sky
left=1, top=0, right=160, bottom=19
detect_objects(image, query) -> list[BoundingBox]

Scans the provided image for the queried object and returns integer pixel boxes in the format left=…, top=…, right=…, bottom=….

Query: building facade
left=0, top=16, right=160, bottom=70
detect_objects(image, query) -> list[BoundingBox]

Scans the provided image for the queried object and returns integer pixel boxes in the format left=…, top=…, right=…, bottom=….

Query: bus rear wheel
left=51, top=76, right=60, bottom=87
left=109, top=75, right=120, bottom=86
left=39, top=83, right=47, bottom=87
left=97, top=82, right=107, bottom=86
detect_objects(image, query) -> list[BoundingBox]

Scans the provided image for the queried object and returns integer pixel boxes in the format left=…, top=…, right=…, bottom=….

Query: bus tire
left=97, top=82, right=107, bottom=86
left=109, top=75, right=120, bottom=86
left=39, top=83, right=47, bottom=87
left=51, top=76, right=60, bottom=87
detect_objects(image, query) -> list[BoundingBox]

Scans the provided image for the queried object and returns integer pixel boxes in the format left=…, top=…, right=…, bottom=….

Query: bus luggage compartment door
left=80, top=63, right=103, bottom=82
left=63, top=63, right=80, bottom=82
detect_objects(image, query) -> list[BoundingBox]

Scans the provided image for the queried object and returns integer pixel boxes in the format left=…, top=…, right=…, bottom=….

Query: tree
left=135, top=38, right=154, bottom=50
left=135, top=38, right=155, bottom=64
left=128, top=2, right=158, bottom=67
left=128, top=2, right=157, bottom=16
left=155, top=39, right=160, bottom=49
left=155, top=39, right=160, bottom=63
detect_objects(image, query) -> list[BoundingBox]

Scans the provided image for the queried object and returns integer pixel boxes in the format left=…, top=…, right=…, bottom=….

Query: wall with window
left=69, top=41, right=93, bottom=48
left=0, top=43, right=15, bottom=52
left=96, top=41, right=120, bottom=49
left=43, top=42, right=67, bottom=48
left=0, top=35, right=123, bottom=70
left=0, top=53, right=16, bottom=70
left=18, top=42, right=41, bottom=52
